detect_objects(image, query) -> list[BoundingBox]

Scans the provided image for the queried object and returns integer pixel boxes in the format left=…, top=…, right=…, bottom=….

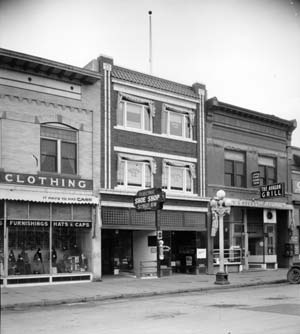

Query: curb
left=1, top=279, right=287, bottom=311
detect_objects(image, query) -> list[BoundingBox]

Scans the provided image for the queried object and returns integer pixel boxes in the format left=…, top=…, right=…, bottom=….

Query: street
left=2, top=284, right=300, bottom=334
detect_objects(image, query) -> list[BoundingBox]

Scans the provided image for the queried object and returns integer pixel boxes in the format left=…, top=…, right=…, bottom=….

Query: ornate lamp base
left=215, top=271, right=230, bottom=285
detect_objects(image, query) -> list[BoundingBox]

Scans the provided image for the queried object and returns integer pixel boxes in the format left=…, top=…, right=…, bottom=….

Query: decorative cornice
left=0, top=94, right=93, bottom=114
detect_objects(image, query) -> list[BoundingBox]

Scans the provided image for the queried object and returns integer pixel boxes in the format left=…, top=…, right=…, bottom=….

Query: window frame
left=40, top=124, right=78, bottom=175
left=258, top=156, right=277, bottom=186
left=117, top=159, right=153, bottom=189
left=164, top=108, right=193, bottom=140
left=118, top=100, right=152, bottom=132
left=163, top=164, right=193, bottom=193
left=224, top=151, right=246, bottom=188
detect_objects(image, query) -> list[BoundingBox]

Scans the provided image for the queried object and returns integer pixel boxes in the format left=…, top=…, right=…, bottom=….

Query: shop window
left=117, top=153, right=156, bottom=189
left=224, top=150, right=246, bottom=187
left=117, top=93, right=154, bottom=132
left=162, top=159, right=195, bottom=193
left=52, top=204, right=72, bottom=220
left=258, top=156, right=276, bottom=186
left=29, top=203, right=50, bottom=220
left=162, top=104, right=194, bottom=140
left=40, top=123, right=77, bottom=175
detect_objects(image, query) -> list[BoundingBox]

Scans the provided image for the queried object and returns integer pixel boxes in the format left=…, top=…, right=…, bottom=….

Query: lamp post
left=210, top=190, right=231, bottom=285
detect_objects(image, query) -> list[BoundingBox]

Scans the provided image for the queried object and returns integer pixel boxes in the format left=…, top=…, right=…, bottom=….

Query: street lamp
left=210, top=190, right=231, bottom=285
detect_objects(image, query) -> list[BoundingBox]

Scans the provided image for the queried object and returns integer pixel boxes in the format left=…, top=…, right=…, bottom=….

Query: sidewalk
left=1, top=269, right=288, bottom=311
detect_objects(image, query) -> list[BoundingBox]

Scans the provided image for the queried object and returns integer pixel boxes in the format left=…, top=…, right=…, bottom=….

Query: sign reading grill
left=260, top=183, right=285, bottom=199
left=133, top=188, right=166, bottom=211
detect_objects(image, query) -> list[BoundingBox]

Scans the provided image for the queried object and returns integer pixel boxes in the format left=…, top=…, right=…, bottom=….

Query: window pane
left=145, top=164, right=151, bottom=187
left=186, top=170, right=192, bottom=192
left=225, top=160, right=234, bottom=173
left=162, top=166, right=168, bottom=189
left=169, top=112, right=183, bottom=137
left=267, top=166, right=276, bottom=184
left=117, top=102, right=124, bottom=126
left=41, top=139, right=57, bottom=172
left=170, top=166, right=184, bottom=190
left=184, top=115, right=191, bottom=139
left=126, top=103, right=142, bottom=129
left=127, top=161, right=142, bottom=186
left=61, top=142, right=76, bottom=174
left=259, top=165, right=266, bottom=185
left=225, top=174, right=233, bottom=187
left=235, top=161, right=244, bottom=175
left=118, top=160, right=125, bottom=185
left=144, top=108, right=151, bottom=131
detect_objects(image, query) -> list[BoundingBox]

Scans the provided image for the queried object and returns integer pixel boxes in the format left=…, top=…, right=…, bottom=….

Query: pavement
left=0, top=269, right=289, bottom=311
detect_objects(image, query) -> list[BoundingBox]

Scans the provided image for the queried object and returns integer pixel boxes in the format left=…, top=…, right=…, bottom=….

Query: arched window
left=40, top=123, right=77, bottom=175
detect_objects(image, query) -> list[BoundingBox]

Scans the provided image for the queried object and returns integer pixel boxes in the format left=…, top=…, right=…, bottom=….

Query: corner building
left=206, top=97, right=296, bottom=272
left=87, top=56, right=208, bottom=277
left=0, top=49, right=101, bottom=286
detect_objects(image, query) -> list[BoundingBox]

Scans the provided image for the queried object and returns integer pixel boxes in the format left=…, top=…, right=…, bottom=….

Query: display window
left=2, top=201, right=93, bottom=279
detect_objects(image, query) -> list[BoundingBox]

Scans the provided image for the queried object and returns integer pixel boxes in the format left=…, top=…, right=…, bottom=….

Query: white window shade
left=117, top=93, right=155, bottom=118
left=258, top=156, right=275, bottom=167
left=117, top=153, right=157, bottom=174
left=225, top=150, right=245, bottom=162
left=163, top=159, right=196, bottom=178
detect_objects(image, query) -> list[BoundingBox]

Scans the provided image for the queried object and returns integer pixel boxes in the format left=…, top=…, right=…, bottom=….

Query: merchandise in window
left=40, top=124, right=77, bottom=175
left=117, top=154, right=156, bottom=189
left=117, top=93, right=155, bottom=132
left=162, top=160, right=195, bottom=193
left=258, top=156, right=276, bottom=186
left=162, top=104, right=194, bottom=140
left=224, top=150, right=246, bottom=187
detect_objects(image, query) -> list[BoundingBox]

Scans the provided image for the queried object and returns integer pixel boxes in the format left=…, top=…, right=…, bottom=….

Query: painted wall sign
left=0, top=172, right=93, bottom=190
left=8, top=220, right=91, bottom=228
left=260, top=183, right=285, bottom=199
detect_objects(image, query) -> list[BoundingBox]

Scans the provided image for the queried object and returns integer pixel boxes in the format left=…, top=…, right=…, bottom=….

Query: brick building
left=206, top=97, right=296, bottom=272
left=290, top=146, right=300, bottom=261
left=86, top=56, right=209, bottom=277
left=0, top=49, right=102, bottom=285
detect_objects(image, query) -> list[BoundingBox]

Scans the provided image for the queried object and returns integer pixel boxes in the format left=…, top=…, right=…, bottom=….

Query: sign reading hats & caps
left=133, top=188, right=166, bottom=211
left=260, top=183, right=285, bottom=199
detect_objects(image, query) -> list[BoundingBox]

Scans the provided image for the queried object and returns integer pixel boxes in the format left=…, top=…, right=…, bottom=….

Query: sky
left=1, top=0, right=300, bottom=146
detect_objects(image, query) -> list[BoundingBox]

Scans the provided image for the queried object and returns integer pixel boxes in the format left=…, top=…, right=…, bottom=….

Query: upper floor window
left=117, top=93, right=155, bottom=132
left=162, top=159, right=195, bottom=193
left=117, top=153, right=156, bottom=189
left=162, top=104, right=194, bottom=140
left=40, top=124, right=77, bottom=175
left=224, top=150, right=246, bottom=187
left=258, top=156, right=276, bottom=186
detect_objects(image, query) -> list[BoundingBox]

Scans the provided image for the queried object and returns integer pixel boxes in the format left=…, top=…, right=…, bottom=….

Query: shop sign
left=0, top=172, right=93, bottom=190
left=260, top=183, right=285, bottom=199
left=133, top=188, right=166, bottom=211
left=53, top=221, right=91, bottom=228
left=196, top=248, right=207, bottom=259
left=251, top=171, right=260, bottom=186
left=8, top=220, right=50, bottom=227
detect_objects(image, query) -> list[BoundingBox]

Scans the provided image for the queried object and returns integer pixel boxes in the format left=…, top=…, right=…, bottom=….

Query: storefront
left=0, top=187, right=99, bottom=286
left=101, top=199, right=208, bottom=278
left=212, top=199, right=293, bottom=272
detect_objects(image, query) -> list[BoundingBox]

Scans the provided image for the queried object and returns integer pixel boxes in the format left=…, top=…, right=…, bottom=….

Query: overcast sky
left=1, top=0, right=300, bottom=146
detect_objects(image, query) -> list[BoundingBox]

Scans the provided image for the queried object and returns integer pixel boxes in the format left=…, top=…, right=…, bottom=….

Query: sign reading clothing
left=8, top=220, right=91, bottom=228
left=0, top=172, right=93, bottom=190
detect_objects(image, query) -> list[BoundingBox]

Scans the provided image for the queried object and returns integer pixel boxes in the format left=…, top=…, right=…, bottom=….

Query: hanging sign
left=251, top=171, right=260, bottom=186
left=133, top=188, right=166, bottom=211
left=260, top=183, right=285, bottom=199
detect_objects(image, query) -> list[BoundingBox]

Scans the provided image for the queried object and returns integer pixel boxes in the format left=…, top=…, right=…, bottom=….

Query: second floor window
left=162, top=160, right=195, bottom=193
left=117, top=93, right=155, bottom=132
left=258, top=156, right=276, bottom=185
left=224, top=150, right=246, bottom=187
left=40, top=124, right=77, bottom=175
left=117, top=154, right=156, bottom=188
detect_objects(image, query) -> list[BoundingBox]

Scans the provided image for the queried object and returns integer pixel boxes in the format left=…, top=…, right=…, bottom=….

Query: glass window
left=40, top=124, right=77, bottom=175
left=224, top=151, right=246, bottom=187
left=163, top=164, right=193, bottom=193
left=164, top=108, right=193, bottom=139
left=258, top=156, right=276, bottom=186
left=119, top=101, right=151, bottom=131
left=117, top=159, right=152, bottom=189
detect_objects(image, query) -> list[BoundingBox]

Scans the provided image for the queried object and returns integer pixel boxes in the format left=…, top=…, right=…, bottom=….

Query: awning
left=0, top=188, right=99, bottom=205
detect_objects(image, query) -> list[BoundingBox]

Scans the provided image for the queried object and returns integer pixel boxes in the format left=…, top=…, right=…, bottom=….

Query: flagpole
left=148, top=10, right=153, bottom=75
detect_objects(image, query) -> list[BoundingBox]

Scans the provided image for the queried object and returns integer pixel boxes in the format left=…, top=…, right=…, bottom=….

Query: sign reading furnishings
left=0, top=172, right=93, bottom=190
